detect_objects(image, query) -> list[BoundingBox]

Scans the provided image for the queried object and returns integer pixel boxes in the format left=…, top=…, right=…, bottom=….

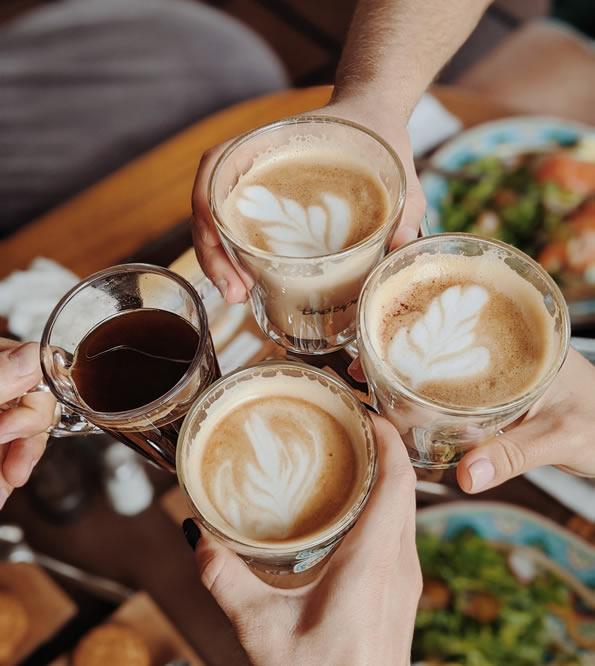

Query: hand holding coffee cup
left=204, top=116, right=406, bottom=354
left=191, top=100, right=425, bottom=311
left=184, top=415, right=421, bottom=666
left=40, top=264, right=220, bottom=473
left=457, top=345, right=595, bottom=492
left=357, top=233, right=571, bottom=470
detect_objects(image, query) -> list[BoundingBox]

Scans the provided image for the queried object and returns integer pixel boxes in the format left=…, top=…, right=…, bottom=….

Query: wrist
left=320, top=91, right=411, bottom=152
left=331, top=65, right=425, bottom=119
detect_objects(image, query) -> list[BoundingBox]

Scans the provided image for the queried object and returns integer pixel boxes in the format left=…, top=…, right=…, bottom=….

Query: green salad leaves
left=413, top=531, right=582, bottom=665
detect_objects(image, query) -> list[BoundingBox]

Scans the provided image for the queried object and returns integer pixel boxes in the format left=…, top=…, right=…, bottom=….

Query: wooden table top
left=0, top=85, right=513, bottom=279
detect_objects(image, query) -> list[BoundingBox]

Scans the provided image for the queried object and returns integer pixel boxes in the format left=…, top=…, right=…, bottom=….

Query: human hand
left=0, top=339, right=56, bottom=508
left=191, top=99, right=425, bottom=304
left=183, top=415, right=421, bottom=666
left=457, top=347, right=595, bottom=493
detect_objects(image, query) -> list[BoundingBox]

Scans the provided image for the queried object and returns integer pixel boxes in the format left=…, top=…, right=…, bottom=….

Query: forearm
left=333, top=0, right=492, bottom=119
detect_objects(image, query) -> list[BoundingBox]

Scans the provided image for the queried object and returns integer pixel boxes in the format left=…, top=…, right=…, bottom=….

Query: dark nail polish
left=182, top=518, right=201, bottom=550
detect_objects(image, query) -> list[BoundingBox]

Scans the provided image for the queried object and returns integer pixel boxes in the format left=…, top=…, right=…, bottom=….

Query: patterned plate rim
left=417, top=500, right=595, bottom=558
left=426, top=115, right=593, bottom=168
left=420, top=115, right=595, bottom=235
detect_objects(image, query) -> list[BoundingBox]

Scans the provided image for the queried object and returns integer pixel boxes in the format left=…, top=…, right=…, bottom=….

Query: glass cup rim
left=40, top=262, right=210, bottom=423
left=207, top=114, right=407, bottom=263
left=176, top=359, right=378, bottom=555
left=357, top=232, right=572, bottom=417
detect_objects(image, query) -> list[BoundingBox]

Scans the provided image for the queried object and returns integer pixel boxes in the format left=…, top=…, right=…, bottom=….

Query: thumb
left=0, top=343, right=41, bottom=405
left=184, top=519, right=270, bottom=625
left=457, top=404, right=575, bottom=493
left=332, top=415, right=417, bottom=573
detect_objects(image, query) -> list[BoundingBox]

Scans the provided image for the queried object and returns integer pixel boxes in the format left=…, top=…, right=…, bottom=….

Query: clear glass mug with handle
left=357, top=234, right=571, bottom=469
left=38, top=264, right=220, bottom=473
left=208, top=115, right=406, bottom=355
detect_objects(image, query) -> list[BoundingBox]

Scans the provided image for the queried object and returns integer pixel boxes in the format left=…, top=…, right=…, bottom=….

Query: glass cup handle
left=4, top=383, right=104, bottom=438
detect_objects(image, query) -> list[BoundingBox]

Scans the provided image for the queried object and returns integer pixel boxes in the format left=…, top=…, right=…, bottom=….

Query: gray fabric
left=0, top=0, right=288, bottom=236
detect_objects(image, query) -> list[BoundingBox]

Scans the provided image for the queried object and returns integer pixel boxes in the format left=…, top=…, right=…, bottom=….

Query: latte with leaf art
left=222, top=152, right=390, bottom=258
left=179, top=362, right=376, bottom=574
left=370, top=252, right=557, bottom=408
left=202, top=397, right=357, bottom=541
left=210, top=121, right=403, bottom=354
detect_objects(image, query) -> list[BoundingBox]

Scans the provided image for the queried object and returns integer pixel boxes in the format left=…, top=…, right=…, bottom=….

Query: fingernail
left=468, top=458, right=495, bottom=492
left=8, top=343, right=39, bottom=377
left=214, top=279, right=228, bottom=300
left=183, top=518, right=201, bottom=550
left=0, top=489, right=8, bottom=510
left=0, top=433, right=17, bottom=445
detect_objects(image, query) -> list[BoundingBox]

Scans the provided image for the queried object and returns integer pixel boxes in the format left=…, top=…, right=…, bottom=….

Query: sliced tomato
left=539, top=202, right=595, bottom=274
left=536, top=154, right=595, bottom=196
left=566, top=217, right=595, bottom=273
left=538, top=240, right=567, bottom=274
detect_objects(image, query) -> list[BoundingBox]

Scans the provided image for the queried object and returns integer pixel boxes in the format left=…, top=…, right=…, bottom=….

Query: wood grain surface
left=0, top=85, right=514, bottom=279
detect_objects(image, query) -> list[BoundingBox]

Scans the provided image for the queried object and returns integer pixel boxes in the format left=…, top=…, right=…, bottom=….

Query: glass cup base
left=248, top=556, right=330, bottom=588
left=255, top=309, right=356, bottom=355
left=410, top=457, right=459, bottom=470
left=403, top=431, right=471, bottom=469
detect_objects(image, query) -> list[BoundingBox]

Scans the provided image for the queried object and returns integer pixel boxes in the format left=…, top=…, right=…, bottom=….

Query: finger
left=457, top=400, right=586, bottom=493
left=0, top=338, right=19, bottom=352
left=0, top=390, right=56, bottom=444
left=0, top=343, right=41, bottom=405
left=191, top=523, right=272, bottom=625
left=194, top=236, right=250, bottom=304
left=392, top=508, right=423, bottom=662
left=347, top=357, right=366, bottom=383
left=388, top=129, right=425, bottom=248
left=391, top=176, right=425, bottom=248
left=334, top=415, right=416, bottom=569
left=0, top=443, right=14, bottom=509
left=3, top=433, right=48, bottom=488
left=192, top=145, right=253, bottom=302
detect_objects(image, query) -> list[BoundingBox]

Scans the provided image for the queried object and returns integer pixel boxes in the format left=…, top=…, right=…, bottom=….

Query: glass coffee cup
left=40, top=264, right=220, bottom=472
left=357, top=234, right=570, bottom=468
left=177, top=361, right=377, bottom=576
left=208, top=116, right=406, bottom=355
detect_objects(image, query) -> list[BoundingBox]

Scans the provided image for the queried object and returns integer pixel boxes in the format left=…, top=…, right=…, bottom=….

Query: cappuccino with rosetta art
left=209, top=117, right=405, bottom=354
left=201, top=396, right=356, bottom=541
left=368, top=252, right=556, bottom=408
left=357, top=234, right=569, bottom=468
left=177, top=362, right=376, bottom=570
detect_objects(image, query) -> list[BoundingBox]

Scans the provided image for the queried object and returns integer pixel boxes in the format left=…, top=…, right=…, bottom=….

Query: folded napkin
left=408, top=93, right=463, bottom=156
left=0, top=258, right=78, bottom=341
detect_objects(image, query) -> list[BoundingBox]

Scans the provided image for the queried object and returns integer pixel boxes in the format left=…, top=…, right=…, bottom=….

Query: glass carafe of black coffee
left=40, top=264, right=220, bottom=472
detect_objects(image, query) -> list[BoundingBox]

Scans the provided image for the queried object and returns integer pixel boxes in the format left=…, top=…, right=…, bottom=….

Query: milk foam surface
left=185, top=374, right=366, bottom=544
left=368, top=253, right=557, bottom=408
left=221, top=142, right=390, bottom=258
